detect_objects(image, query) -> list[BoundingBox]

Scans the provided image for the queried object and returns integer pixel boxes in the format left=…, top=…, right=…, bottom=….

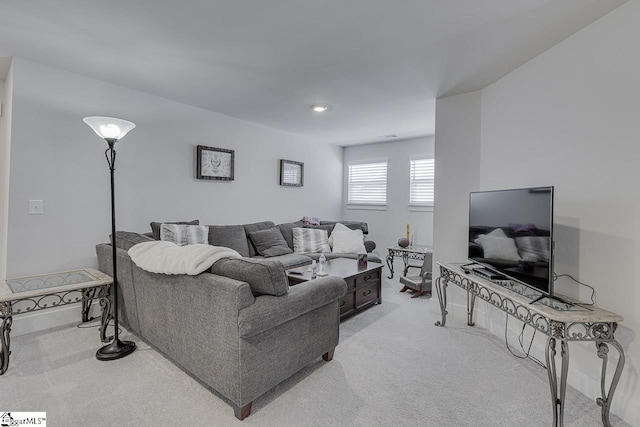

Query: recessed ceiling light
left=311, top=105, right=329, bottom=113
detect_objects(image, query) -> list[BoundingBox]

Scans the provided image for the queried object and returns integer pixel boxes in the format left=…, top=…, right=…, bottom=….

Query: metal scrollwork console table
left=435, top=262, right=625, bottom=427
left=1, top=268, right=114, bottom=375
left=386, top=245, right=432, bottom=279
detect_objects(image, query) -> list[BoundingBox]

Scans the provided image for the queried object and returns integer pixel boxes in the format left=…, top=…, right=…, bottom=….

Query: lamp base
left=96, top=339, right=136, bottom=361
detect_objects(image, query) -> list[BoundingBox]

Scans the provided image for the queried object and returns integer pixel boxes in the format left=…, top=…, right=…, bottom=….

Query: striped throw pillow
left=292, top=227, right=331, bottom=254
left=160, top=224, right=209, bottom=246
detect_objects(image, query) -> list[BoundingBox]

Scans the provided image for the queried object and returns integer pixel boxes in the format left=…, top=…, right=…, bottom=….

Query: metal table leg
left=467, top=289, right=476, bottom=327
left=0, top=302, right=13, bottom=375
left=386, top=250, right=395, bottom=279
left=434, top=276, right=448, bottom=327
left=546, top=337, right=569, bottom=427
left=596, top=340, right=625, bottom=427
left=81, top=288, right=98, bottom=323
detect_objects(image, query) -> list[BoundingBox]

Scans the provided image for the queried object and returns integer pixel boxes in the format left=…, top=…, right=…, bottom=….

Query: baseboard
left=11, top=303, right=97, bottom=337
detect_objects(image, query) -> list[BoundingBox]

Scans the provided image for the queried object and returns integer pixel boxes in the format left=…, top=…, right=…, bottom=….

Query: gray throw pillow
left=248, top=227, right=293, bottom=257
left=244, top=221, right=277, bottom=256
left=150, top=219, right=199, bottom=240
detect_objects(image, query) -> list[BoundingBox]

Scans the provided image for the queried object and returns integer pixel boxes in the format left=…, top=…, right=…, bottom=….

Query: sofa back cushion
left=277, top=221, right=304, bottom=250
left=210, top=257, right=289, bottom=296
left=113, top=231, right=156, bottom=250
left=207, top=225, right=251, bottom=257
left=150, top=219, right=200, bottom=240
left=304, top=223, right=334, bottom=236
left=243, top=221, right=276, bottom=256
left=320, top=220, right=368, bottom=235
left=248, top=227, right=293, bottom=257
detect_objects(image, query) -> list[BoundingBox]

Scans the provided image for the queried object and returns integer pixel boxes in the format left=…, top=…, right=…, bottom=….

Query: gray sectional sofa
left=148, top=219, right=380, bottom=266
left=95, top=219, right=378, bottom=420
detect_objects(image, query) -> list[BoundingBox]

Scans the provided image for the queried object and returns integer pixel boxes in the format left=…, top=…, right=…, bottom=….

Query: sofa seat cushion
left=210, top=257, right=289, bottom=296
left=263, top=253, right=312, bottom=269
left=248, top=227, right=293, bottom=257
left=207, top=225, right=251, bottom=257
left=238, top=276, right=347, bottom=338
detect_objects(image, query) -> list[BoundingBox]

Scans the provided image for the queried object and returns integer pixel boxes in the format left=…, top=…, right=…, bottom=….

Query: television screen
left=468, top=187, right=554, bottom=295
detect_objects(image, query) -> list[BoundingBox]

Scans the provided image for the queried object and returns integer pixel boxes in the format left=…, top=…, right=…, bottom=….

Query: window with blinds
left=409, top=158, right=435, bottom=206
left=347, top=162, right=388, bottom=205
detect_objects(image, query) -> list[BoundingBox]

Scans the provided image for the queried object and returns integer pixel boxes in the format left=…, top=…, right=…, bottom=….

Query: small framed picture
left=197, top=145, right=234, bottom=181
left=280, top=159, right=304, bottom=187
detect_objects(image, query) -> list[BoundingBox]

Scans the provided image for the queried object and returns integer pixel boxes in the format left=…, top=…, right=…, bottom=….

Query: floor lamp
left=83, top=116, right=137, bottom=361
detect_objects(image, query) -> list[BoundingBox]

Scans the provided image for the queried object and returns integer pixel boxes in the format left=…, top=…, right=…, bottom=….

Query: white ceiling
left=0, top=0, right=626, bottom=145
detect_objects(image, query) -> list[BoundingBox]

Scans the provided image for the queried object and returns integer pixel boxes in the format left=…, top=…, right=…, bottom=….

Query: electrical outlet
left=29, top=200, right=43, bottom=215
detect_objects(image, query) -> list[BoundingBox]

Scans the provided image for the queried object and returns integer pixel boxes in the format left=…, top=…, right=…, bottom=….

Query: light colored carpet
left=0, top=277, right=630, bottom=427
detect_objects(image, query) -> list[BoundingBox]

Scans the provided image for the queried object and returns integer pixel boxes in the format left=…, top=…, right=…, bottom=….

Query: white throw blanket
left=128, top=241, right=242, bottom=275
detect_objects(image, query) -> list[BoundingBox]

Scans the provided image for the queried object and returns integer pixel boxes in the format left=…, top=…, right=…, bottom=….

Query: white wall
left=6, top=58, right=344, bottom=277
left=342, top=136, right=434, bottom=274
left=433, top=91, right=482, bottom=314
left=434, top=2, right=640, bottom=424
left=0, top=60, right=13, bottom=281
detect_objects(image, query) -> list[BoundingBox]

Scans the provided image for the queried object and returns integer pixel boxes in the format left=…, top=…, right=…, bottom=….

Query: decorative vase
left=398, top=238, right=410, bottom=248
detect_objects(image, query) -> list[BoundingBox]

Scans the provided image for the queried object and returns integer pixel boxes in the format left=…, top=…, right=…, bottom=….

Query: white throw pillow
left=328, top=222, right=352, bottom=248
left=160, top=224, right=209, bottom=246
left=477, top=235, right=520, bottom=261
left=292, top=227, right=331, bottom=254
left=331, top=230, right=366, bottom=254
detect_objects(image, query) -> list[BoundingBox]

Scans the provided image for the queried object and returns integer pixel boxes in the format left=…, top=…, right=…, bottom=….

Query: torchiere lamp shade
left=83, top=117, right=136, bottom=141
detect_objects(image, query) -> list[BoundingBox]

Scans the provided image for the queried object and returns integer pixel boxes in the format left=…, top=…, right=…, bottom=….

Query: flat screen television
left=468, top=186, right=554, bottom=296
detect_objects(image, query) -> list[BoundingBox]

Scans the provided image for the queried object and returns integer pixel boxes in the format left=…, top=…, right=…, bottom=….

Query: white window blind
left=348, top=162, right=388, bottom=205
left=409, top=158, right=435, bottom=206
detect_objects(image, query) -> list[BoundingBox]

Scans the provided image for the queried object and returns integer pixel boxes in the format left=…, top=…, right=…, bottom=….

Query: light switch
left=29, top=200, right=43, bottom=215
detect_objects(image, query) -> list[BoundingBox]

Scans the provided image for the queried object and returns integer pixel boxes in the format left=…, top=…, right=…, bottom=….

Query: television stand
left=528, top=294, right=570, bottom=306
left=435, top=262, right=625, bottom=427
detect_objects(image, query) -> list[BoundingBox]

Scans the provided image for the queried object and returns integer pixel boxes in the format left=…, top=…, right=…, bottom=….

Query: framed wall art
left=197, top=145, right=234, bottom=181
left=280, top=159, right=304, bottom=187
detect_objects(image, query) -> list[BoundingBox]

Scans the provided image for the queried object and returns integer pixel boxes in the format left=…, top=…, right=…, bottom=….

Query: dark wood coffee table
left=287, top=258, right=382, bottom=319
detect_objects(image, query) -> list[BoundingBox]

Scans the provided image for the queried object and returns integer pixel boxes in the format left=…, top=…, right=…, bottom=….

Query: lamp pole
left=84, top=117, right=136, bottom=361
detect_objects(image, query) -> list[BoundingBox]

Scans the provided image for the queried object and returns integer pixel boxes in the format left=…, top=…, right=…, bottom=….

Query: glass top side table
left=1, top=268, right=113, bottom=375
left=386, top=245, right=432, bottom=279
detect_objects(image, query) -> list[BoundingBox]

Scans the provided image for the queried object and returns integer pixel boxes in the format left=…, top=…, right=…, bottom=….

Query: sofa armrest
left=364, top=240, right=376, bottom=253
left=238, top=276, right=347, bottom=338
